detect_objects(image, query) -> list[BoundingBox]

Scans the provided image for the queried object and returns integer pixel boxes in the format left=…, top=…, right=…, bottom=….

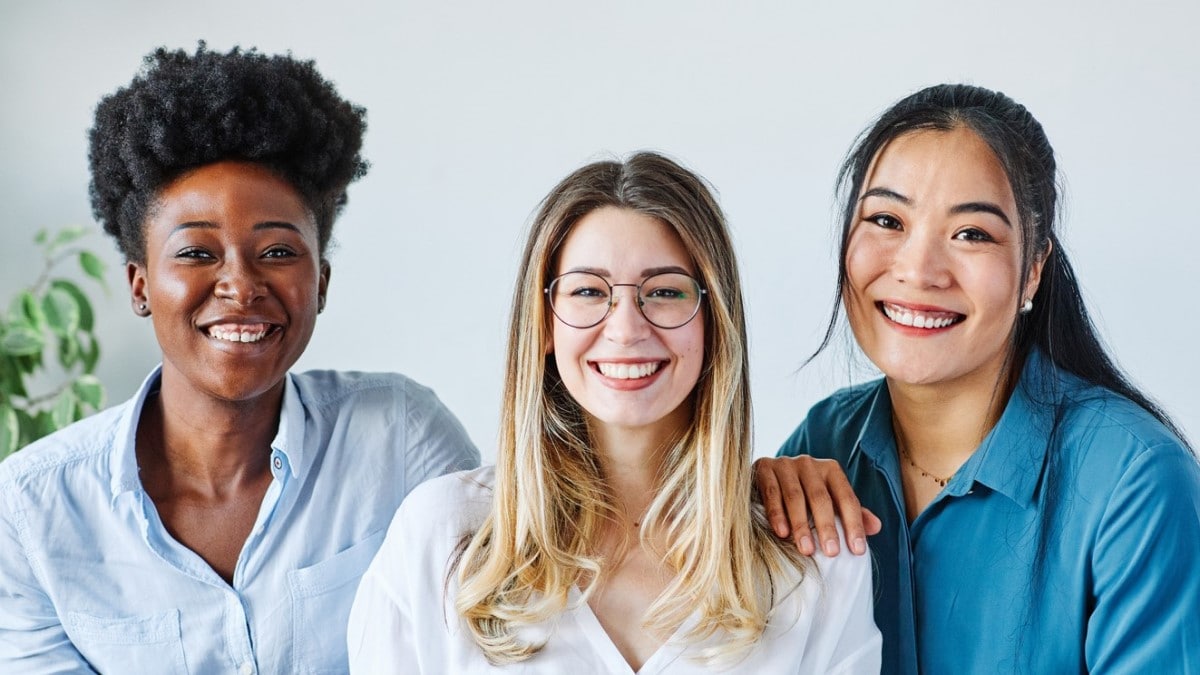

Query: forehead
left=556, top=206, right=695, bottom=273
left=146, top=161, right=316, bottom=237
left=863, top=127, right=1016, bottom=214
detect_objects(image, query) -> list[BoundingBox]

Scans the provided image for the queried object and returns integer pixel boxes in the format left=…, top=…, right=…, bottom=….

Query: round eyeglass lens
left=638, top=272, right=704, bottom=328
left=546, top=271, right=703, bottom=329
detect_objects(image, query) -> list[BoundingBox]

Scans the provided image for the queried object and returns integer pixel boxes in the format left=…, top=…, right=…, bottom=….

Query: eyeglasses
left=545, top=271, right=706, bottom=329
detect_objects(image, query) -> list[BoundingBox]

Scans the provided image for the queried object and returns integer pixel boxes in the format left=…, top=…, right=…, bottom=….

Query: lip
left=876, top=300, right=965, bottom=334
left=588, top=358, right=668, bottom=391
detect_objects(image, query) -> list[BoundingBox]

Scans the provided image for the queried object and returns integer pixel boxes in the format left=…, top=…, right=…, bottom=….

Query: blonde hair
left=454, top=152, right=810, bottom=664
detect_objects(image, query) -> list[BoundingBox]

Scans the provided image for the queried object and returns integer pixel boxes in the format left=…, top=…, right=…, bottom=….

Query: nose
left=603, top=285, right=651, bottom=344
left=214, top=256, right=267, bottom=306
left=891, top=229, right=952, bottom=289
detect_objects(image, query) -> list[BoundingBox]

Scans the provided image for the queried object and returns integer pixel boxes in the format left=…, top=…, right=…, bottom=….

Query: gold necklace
left=899, top=445, right=953, bottom=487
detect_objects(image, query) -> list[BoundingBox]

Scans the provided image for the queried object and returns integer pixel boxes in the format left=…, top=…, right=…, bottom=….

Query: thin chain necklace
left=899, top=444, right=953, bottom=487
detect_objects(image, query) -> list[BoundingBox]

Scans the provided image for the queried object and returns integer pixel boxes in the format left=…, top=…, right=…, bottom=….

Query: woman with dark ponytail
left=755, top=84, right=1199, bottom=673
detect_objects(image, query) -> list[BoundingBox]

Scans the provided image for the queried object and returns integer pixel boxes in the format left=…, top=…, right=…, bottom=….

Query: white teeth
left=208, top=327, right=270, bottom=343
left=882, top=304, right=959, bottom=329
left=597, top=362, right=661, bottom=379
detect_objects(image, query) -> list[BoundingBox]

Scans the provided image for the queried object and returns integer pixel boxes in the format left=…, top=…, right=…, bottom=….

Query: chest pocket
left=289, top=530, right=386, bottom=674
left=66, top=609, right=187, bottom=674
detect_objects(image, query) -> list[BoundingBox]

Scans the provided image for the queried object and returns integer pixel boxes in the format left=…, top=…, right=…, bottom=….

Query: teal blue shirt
left=778, top=352, right=1200, bottom=674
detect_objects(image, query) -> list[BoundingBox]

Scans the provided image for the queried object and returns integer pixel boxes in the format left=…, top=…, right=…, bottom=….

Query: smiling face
left=129, top=160, right=328, bottom=407
left=844, top=127, right=1044, bottom=390
left=550, top=206, right=705, bottom=437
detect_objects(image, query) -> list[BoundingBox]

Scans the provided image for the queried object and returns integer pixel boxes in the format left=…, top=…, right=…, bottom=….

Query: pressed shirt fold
left=0, top=366, right=480, bottom=675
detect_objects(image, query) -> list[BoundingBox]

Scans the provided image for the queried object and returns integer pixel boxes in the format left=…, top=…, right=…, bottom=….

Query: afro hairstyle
left=88, top=42, right=368, bottom=263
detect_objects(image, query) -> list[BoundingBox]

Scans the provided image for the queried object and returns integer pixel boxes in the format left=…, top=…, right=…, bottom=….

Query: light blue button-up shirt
left=0, top=367, right=480, bottom=674
left=778, top=351, right=1200, bottom=674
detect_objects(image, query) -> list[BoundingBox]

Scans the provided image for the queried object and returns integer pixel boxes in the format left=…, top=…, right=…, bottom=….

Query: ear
left=127, top=262, right=151, bottom=317
left=1022, top=239, right=1053, bottom=306
left=317, top=259, right=331, bottom=314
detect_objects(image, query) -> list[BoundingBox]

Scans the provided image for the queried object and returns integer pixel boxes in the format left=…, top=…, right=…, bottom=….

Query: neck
left=140, top=370, right=284, bottom=493
left=886, top=358, right=1018, bottom=477
left=590, top=421, right=678, bottom=523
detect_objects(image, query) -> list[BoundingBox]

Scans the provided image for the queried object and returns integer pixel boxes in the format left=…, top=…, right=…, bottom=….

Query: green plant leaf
left=34, top=228, right=48, bottom=246
left=79, top=251, right=107, bottom=286
left=33, top=410, right=56, bottom=441
left=80, top=333, right=101, bottom=373
left=0, top=404, right=18, bottom=459
left=42, top=287, right=80, bottom=338
left=0, top=355, right=27, bottom=398
left=1, top=324, right=44, bottom=356
left=57, top=334, right=80, bottom=369
left=50, top=280, right=94, bottom=332
left=48, top=226, right=88, bottom=254
left=14, top=409, right=35, bottom=448
left=72, top=374, right=105, bottom=411
left=8, top=291, right=45, bottom=330
left=51, top=389, right=76, bottom=430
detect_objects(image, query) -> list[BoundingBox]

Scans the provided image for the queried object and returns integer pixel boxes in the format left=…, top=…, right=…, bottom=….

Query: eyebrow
left=860, top=188, right=1013, bottom=227
left=564, top=265, right=693, bottom=278
left=169, top=220, right=304, bottom=236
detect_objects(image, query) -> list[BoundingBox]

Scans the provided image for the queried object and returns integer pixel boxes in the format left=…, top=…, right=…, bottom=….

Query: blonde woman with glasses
left=347, top=152, right=881, bottom=673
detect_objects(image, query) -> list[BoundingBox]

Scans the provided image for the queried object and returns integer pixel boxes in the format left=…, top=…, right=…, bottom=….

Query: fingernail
left=799, top=535, right=814, bottom=555
left=852, top=537, right=866, bottom=555
left=824, top=540, right=839, bottom=556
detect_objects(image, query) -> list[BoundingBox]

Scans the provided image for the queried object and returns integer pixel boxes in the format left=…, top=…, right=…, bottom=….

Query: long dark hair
left=813, top=83, right=1187, bottom=444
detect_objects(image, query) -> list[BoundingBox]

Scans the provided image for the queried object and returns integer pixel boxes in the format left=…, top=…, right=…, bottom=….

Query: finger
left=827, top=476, right=868, bottom=555
left=774, top=462, right=816, bottom=556
left=753, top=459, right=791, bottom=539
left=796, top=459, right=840, bottom=556
left=863, top=507, right=883, bottom=536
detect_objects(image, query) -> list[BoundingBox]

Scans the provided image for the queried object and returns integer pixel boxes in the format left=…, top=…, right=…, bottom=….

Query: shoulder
left=400, top=465, right=495, bottom=521
left=381, top=467, right=495, bottom=551
left=778, top=379, right=883, bottom=458
left=291, top=369, right=447, bottom=415
left=0, top=402, right=127, bottom=490
left=1054, top=383, right=1195, bottom=480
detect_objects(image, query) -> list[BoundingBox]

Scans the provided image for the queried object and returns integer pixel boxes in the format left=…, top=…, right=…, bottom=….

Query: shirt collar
left=956, top=350, right=1069, bottom=508
left=108, top=368, right=309, bottom=502
left=854, top=381, right=903, bottom=478
left=109, top=366, right=163, bottom=502
left=273, top=372, right=307, bottom=481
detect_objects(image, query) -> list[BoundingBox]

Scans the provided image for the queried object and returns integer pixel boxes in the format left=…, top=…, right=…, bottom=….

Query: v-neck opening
left=568, top=586, right=697, bottom=674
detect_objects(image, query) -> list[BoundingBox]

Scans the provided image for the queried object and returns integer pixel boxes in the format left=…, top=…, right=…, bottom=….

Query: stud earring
left=1019, top=299, right=1033, bottom=314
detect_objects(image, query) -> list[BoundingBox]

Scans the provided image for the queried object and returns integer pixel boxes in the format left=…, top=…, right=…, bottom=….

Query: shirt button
left=273, top=456, right=283, bottom=470
left=239, top=663, right=254, bottom=675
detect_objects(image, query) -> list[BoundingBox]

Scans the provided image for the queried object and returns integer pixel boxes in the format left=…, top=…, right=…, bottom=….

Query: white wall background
left=2, top=0, right=1196, bottom=460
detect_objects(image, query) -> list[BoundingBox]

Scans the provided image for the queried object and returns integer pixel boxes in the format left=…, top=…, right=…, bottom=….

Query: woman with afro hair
left=0, top=44, right=479, bottom=674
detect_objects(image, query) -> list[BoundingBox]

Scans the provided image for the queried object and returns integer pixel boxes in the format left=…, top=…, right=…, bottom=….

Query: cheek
left=962, top=255, right=1022, bottom=325
left=674, top=324, right=706, bottom=387
left=844, top=230, right=889, bottom=291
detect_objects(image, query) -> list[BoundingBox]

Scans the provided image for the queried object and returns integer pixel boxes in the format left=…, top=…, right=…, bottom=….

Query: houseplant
left=0, top=227, right=107, bottom=458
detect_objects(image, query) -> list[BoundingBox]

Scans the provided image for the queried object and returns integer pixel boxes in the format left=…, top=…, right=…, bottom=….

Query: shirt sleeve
left=804, top=537, right=883, bottom=674
left=0, top=487, right=97, bottom=674
left=1086, top=444, right=1200, bottom=672
left=401, top=383, right=481, bottom=497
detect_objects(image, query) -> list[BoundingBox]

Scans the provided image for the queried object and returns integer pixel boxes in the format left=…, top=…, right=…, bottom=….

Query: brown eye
left=953, top=228, right=995, bottom=243
left=868, top=214, right=902, bottom=230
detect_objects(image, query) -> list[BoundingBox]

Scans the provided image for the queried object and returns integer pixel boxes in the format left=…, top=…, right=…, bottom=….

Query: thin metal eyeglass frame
left=543, top=271, right=707, bottom=329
